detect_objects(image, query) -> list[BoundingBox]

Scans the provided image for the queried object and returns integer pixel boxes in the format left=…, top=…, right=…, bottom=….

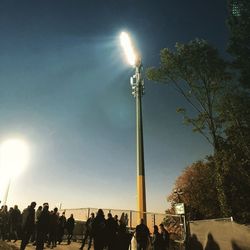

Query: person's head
left=91, top=212, right=95, bottom=218
left=114, top=215, right=118, bottom=220
left=62, top=211, right=65, bottom=216
left=30, top=202, right=36, bottom=209
left=37, top=206, right=42, bottom=211
left=70, top=213, right=74, bottom=218
left=54, top=207, right=58, bottom=213
left=159, top=223, right=165, bottom=232
left=14, top=205, right=18, bottom=210
left=207, top=233, right=214, bottom=241
left=140, top=218, right=144, bottom=224
left=43, top=203, right=49, bottom=211
left=107, top=213, right=112, bottom=218
left=97, top=209, right=104, bottom=217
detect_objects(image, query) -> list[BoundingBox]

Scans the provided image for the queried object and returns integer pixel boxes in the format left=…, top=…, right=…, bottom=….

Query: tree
left=168, top=156, right=250, bottom=223
left=167, top=161, right=221, bottom=220
left=225, top=1, right=250, bottom=221
left=216, top=86, right=250, bottom=223
left=147, top=39, right=232, bottom=216
left=147, top=39, right=230, bottom=152
left=218, top=86, right=250, bottom=156
left=213, top=146, right=250, bottom=223
left=227, top=0, right=250, bottom=88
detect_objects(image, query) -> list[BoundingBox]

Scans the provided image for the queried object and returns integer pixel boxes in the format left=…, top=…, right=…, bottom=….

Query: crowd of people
left=0, top=202, right=76, bottom=250
left=0, top=202, right=170, bottom=250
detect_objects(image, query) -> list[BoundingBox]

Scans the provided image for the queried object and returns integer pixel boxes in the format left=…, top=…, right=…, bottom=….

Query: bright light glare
left=0, top=139, right=30, bottom=179
left=120, top=31, right=136, bottom=66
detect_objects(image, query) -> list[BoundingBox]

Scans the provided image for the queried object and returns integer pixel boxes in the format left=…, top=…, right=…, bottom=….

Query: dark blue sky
left=0, top=0, right=228, bottom=212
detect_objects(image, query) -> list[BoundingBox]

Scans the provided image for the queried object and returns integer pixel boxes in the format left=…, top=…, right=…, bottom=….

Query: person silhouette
left=20, top=202, right=36, bottom=250
left=66, top=214, right=75, bottom=245
left=92, top=209, right=106, bottom=250
left=188, top=234, right=203, bottom=250
left=80, top=212, right=95, bottom=250
left=152, top=225, right=164, bottom=250
left=36, top=203, right=50, bottom=250
left=204, top=233, right=220, bottom=250
left=135, top=219, right=150, bottom=250
left=117, top=223, right=132, bottom=250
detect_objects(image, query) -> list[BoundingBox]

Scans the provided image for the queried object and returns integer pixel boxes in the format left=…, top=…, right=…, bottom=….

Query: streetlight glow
left=0, top=138, right=30, bottom=178
left=120, top=31, right=137, bottom=66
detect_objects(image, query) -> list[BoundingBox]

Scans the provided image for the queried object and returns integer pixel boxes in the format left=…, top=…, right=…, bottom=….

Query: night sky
left=0, top=0, right=228, bottom=212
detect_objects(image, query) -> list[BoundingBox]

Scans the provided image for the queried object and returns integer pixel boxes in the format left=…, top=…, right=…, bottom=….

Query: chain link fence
left=60, top=207, right=178, bottom=230
left=60, top=207, right=186, bottom=248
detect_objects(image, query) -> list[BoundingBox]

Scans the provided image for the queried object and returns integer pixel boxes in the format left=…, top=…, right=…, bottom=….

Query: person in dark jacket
left=116, top=223, right=132, bottom=250
left=80, top=212, right=95, bottom=250
left=20, top=201, right=36, bottom=250
left=6, top=207, right=13, bottom=242
left=66, top=214, right=75, bottom=244
left=152, top=225, right=165, bottom=250
left=9, top=205, right=21, bottom=242
left=135, top=219, right=150, bottom=250
left=47, top=207, right=59, bottom=248
left=159, top=224, right=170, bottom=250
left=36, top=203, right=50, bottom=250
left=92, top=209, right=106, bottom=250
left=105, top=213, right=118, bottom=250
left=57, top=211, right=66, bottom=244
left=0, top=205, right=9, bottom=241
left=31, top=205, right=42, bottom=244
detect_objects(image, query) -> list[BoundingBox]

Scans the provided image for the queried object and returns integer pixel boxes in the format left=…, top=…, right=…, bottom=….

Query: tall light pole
left=120, top=32, right=147, bottom=223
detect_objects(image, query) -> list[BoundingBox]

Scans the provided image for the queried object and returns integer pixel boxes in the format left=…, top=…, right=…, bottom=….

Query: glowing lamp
left=0, top=138, right=30, bottom=178
left=120, top=31, right=137, bottom=66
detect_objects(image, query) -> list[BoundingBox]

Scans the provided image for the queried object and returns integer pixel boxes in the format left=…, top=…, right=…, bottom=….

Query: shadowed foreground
left=1, top=240, right=94, bottom=250
left=189, top=220, right=250, bottom=250
left=0, top=241, right=18, bottom=250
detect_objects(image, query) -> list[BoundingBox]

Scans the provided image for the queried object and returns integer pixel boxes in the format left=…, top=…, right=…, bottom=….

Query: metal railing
left=59, top=207, right=185, bottom=244
left=60, top=207, right=182, bottom=230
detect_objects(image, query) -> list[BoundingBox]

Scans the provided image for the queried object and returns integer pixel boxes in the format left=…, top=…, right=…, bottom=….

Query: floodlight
left=0, top=138, right=30, bottom=178
left=120, top=31, right=137, bottom=66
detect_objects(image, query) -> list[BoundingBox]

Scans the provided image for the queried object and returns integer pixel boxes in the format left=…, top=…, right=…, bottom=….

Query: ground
left=0, top=241, right=18, bottom=250
left=0, top=240, right=94, bottom=250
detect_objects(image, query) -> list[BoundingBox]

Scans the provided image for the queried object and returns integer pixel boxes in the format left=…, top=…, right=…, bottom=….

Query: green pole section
left=134, top=63, right=147, bottom=224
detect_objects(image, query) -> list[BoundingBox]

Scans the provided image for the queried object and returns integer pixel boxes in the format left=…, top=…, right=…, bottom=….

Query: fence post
left=183, top=215, right=187, bottom=250
left=153, top=214, right=156, bottom=227
left=87, top=208, right=90, bottom=219
left=130, top=210, right=132, bottom=229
